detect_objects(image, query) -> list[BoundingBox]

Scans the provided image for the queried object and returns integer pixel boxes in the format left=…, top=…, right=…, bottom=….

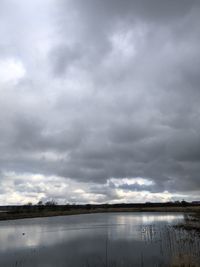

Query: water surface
left=0, top=212, right=199, bottom=266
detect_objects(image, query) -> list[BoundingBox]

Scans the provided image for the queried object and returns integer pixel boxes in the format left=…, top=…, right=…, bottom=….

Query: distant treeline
left=0, top=200, right=200, bottom=213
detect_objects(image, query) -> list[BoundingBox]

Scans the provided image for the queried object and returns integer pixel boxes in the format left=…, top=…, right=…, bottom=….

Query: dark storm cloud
left=67, top=0, right=197, bottom=24
left=0, top=0, right=200, bottom=203
left=48, top=0, right=200, bottom=191
left=50, top=44, right=84, bottom=76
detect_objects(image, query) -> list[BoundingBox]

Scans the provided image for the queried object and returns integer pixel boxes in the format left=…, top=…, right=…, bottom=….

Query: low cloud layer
left=0, top=0, right=200, bottom=204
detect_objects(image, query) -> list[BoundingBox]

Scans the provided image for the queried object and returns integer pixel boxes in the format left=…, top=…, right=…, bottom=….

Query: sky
left=0, top=0, right=200, bottom=205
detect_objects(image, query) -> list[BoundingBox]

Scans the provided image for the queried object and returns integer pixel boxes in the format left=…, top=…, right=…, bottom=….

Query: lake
left=0, top=212, right=199, bottom=267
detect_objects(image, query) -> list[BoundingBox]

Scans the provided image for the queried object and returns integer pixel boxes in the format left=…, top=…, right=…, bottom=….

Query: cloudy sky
left=0, top=0, right=200, bottom=205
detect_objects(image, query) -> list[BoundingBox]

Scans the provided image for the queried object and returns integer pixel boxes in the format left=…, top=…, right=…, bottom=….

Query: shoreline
left=0, top=206, right=200, bottom=221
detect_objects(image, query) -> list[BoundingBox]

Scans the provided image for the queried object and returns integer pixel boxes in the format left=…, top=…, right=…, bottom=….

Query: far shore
left=0, top=204, right=200, bottom=221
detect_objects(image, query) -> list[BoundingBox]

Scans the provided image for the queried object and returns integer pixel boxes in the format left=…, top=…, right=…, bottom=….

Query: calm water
left=0, top=212, right=200, bottom=267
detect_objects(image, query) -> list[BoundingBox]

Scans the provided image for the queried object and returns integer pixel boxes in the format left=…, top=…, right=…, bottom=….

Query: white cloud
left=0, top=172, right=194, bottom=205
left=110, top=30, right=136, bottom=58
left=109, top=177, right=154, bottom=186
left=0, top=58, right=26, bottom=85
left=112, top=189, right=172, bottom=203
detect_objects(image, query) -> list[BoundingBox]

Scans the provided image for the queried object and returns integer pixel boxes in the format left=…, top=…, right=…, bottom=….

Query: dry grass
left=170, top=254, right=199, bottom=267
